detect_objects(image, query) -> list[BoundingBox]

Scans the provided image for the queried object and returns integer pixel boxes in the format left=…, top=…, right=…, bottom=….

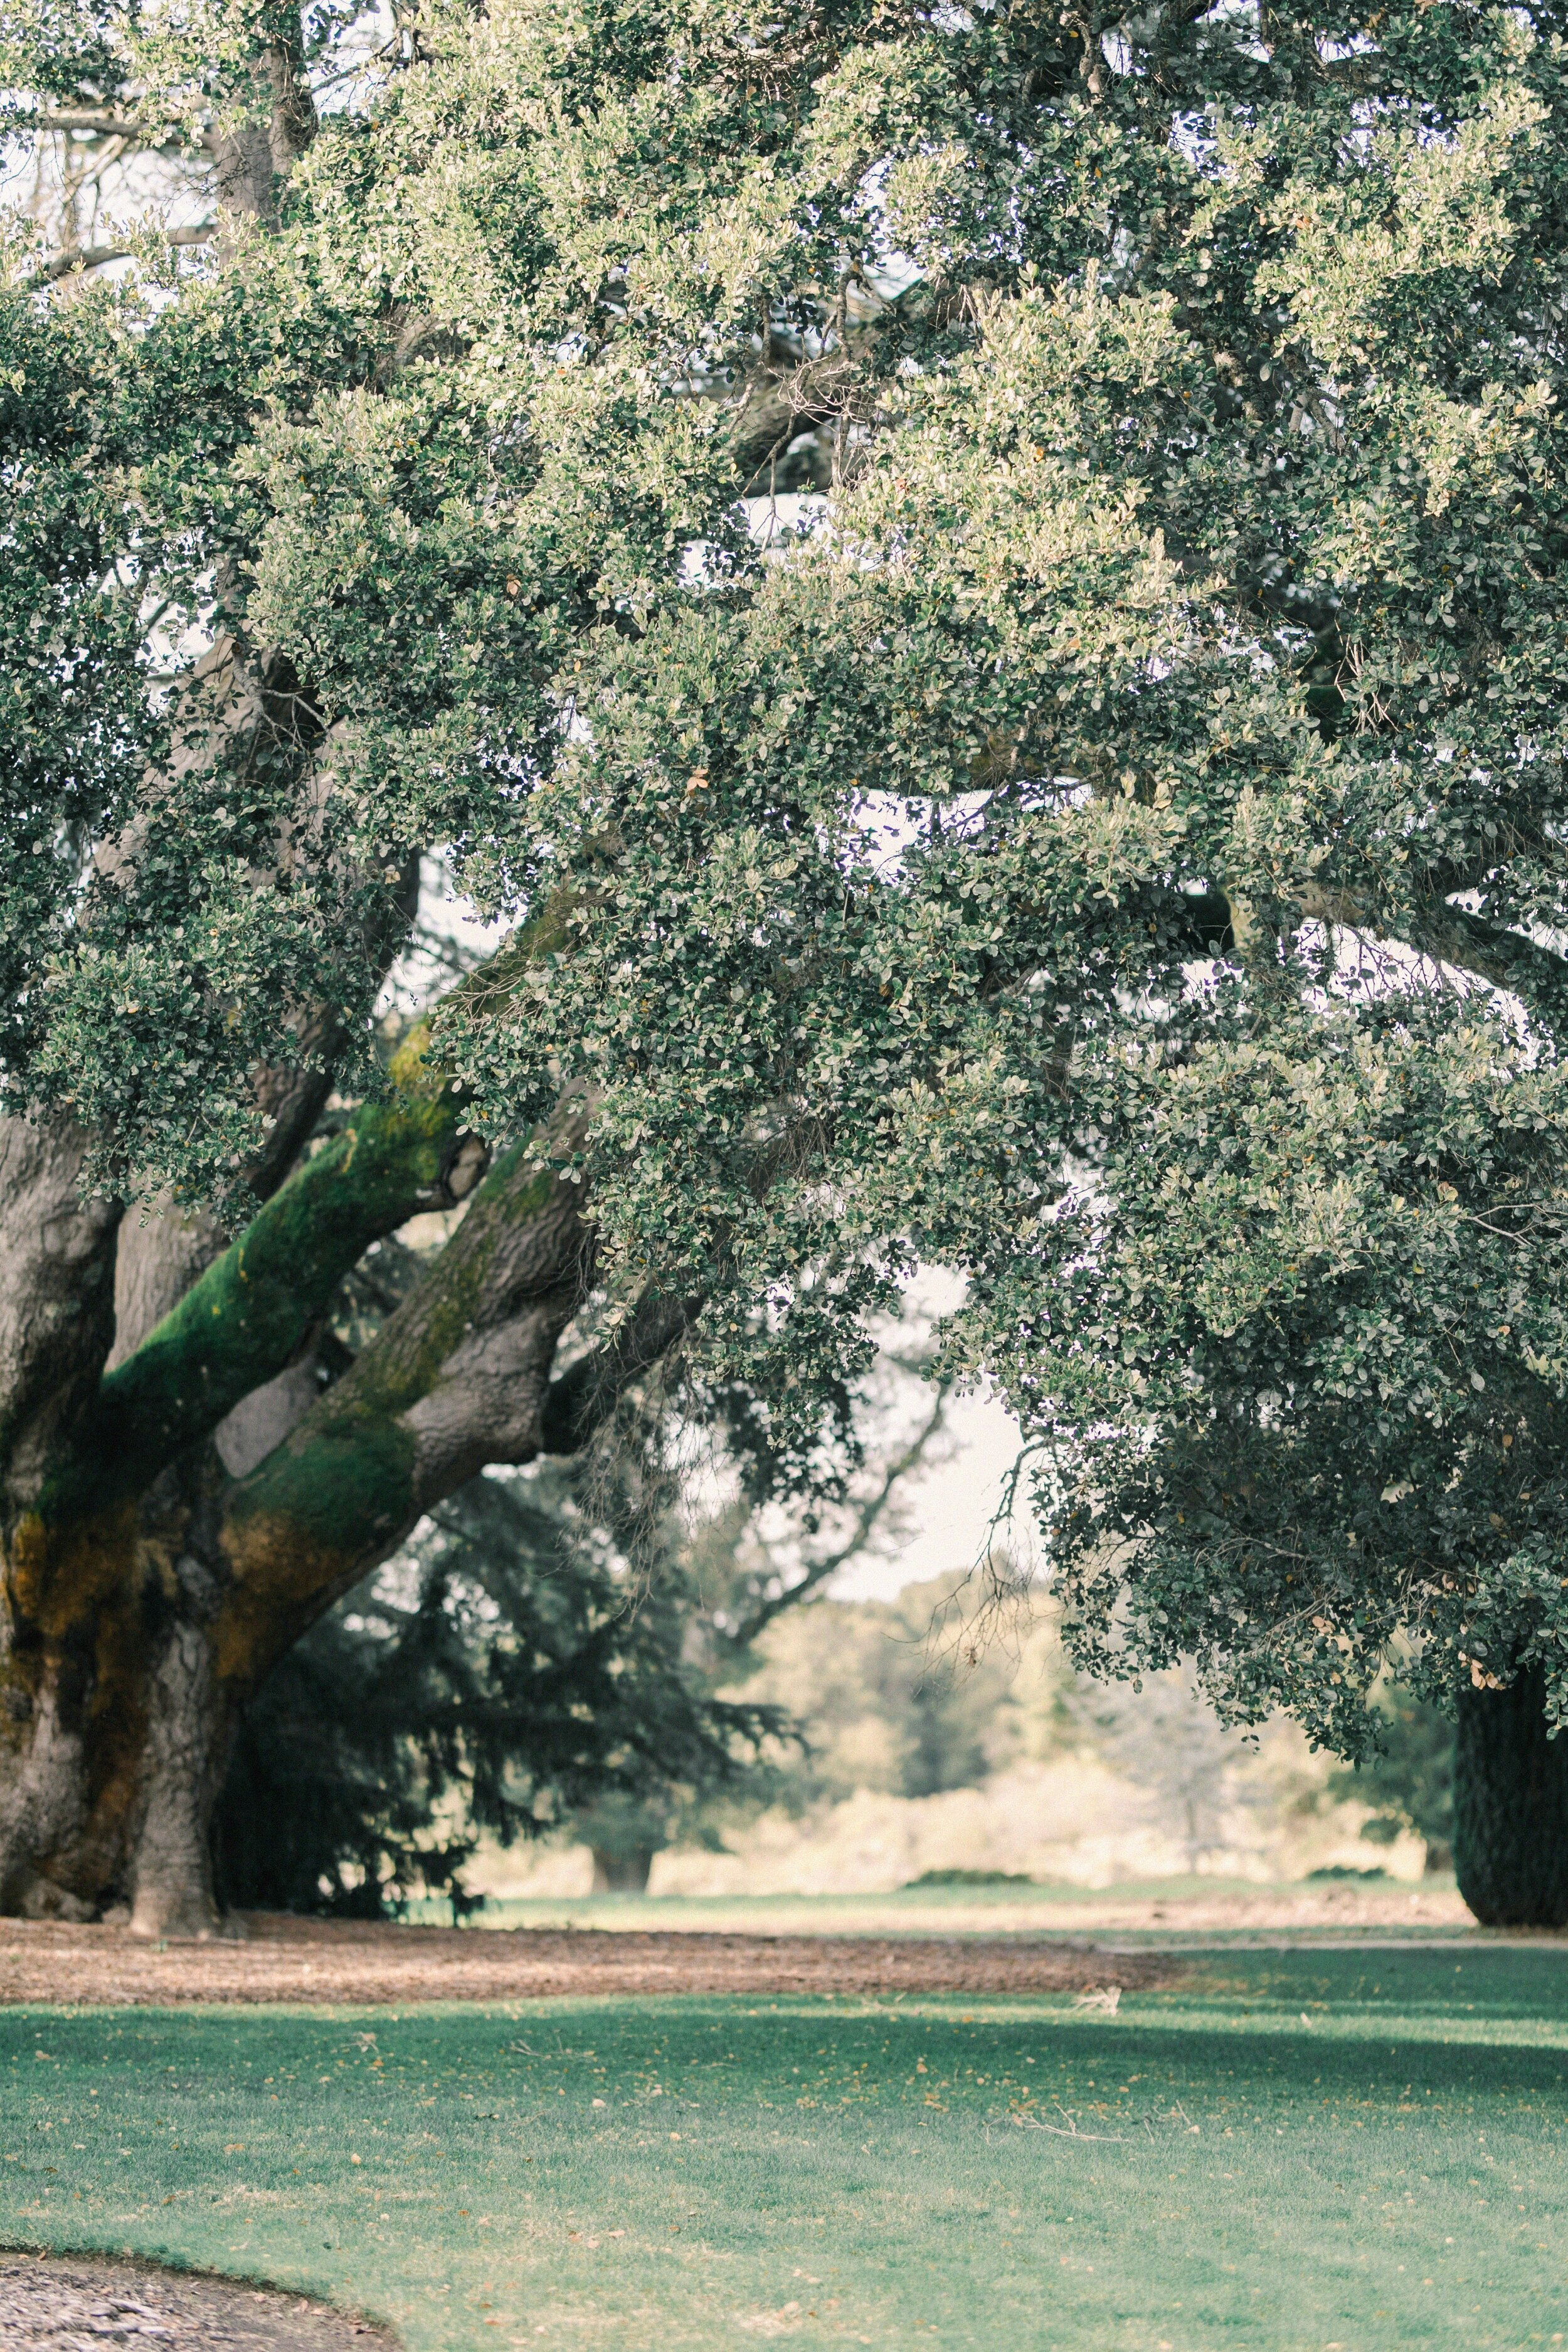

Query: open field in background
left=499, top=1589, right=1438, bottom=1917
left=1, top=1944, right=1566, bottom=2351
left=406, top=1879, right=1470, bottom=1942
left=462, top=1727, right=1431, bottom=1905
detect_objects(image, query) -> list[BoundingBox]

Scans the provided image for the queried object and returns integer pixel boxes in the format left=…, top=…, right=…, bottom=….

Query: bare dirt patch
left=0, top=2249, right=392, bottom=2348
left=0, top=1913, right=1168, bottom=2006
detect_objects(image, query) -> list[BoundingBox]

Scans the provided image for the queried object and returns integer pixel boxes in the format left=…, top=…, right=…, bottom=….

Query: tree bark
left=1453, top=1667, right=1568, bottom=1929
left=0, top=8, right=505, bottom=1934
left=0, top=1044, right=499, bottom=1929
left=0, top=1061, right=644, bottom=1932
left=590, top=1846, right=656, bottom=1894
left=211, top=1112, right=598, bottom=1691
left=0, top=1121, right=122, bottom=1508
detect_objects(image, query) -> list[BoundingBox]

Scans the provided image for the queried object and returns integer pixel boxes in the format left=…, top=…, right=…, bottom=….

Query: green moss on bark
left=215, top=1409, right=420, bottom=1684
left=46, top=1061, right=467, bottom=1529
left=211, top=1142, right=568, bottom=1681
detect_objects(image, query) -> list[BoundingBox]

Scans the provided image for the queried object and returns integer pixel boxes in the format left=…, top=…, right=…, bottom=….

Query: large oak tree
left=4, top=0, right=1568, bottom=1932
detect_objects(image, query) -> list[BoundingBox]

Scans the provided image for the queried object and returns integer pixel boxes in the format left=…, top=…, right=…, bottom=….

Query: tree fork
left=0, top=1128, right=586, bottom=1937
left=119, top=1131, right=600, bottom=1937
left=35, top=1032, right=481, bottom=1537
left=211, top=1120, right=595, bottom=1685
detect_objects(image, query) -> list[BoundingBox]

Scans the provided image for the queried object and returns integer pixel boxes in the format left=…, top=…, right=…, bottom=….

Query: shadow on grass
left=0, top=1940, right=1564, bottom=2351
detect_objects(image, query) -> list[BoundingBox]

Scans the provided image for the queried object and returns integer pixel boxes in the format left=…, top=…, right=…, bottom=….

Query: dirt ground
left=0, top=2249, right=392, bottom=2348
left=0, top=1912, right=1168, bottom=2006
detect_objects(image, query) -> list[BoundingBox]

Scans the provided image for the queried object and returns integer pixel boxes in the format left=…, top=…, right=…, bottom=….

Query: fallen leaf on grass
left=738, top=2303, right=803, bottom=2336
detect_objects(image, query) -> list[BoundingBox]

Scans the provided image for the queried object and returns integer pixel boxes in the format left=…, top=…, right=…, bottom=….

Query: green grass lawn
left=1, top=1945, right=1565, bottom=2349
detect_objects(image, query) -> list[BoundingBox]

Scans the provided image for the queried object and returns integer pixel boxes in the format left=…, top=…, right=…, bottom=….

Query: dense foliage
left=8, top=0, right=1568, bottom=1778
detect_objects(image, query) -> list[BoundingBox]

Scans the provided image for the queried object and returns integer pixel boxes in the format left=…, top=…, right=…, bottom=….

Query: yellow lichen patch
left=212, top=1507, right=378, bottom=1690
left=8, top=1502, right=140, bottom=1641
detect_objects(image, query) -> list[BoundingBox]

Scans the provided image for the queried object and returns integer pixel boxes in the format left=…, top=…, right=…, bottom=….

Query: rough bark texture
left=128, top=1618, right=229, bottom=1938
left=1453, top=1668, right=1568, bottom=1929
left=105, top=1199, right=228, bottom=1374
left=0, top=1120, right=122, bottom=1508
left=210, top=29, right=318, bottom=238
left=0, top=1056, right=539, bottom=1935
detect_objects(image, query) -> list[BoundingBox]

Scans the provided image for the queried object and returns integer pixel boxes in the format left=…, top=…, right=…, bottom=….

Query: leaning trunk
left=1453, top=1666, right=1568, bottom=1929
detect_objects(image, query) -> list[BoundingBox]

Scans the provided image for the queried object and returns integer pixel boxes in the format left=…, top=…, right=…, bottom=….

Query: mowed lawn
left=0, top=1946, right=1565, bottom=2350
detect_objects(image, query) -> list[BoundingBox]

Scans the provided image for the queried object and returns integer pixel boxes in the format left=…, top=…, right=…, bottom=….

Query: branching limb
left=28, top=111, right=174, bottom=140
left=51, top=1034, right=484, bottom=1523
left=31, top=221, right=215, bottom=285
left=213, top=1104, right=600, bottom=1682
left=1279, top=882, right=1568, bottom=1003
left=729, top=1381, right=951, bottom=1647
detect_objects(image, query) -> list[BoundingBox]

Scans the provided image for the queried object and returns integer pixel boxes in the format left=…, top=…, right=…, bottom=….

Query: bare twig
left=31, top=220, right=215, bottom=285
left=1012, top=2106, right=1131, bottom=2143
left=729, top=1382, right=951, bottom=1645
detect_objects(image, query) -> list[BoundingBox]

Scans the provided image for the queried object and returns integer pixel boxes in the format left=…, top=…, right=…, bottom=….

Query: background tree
left=5, top=0, right=1568, bottom=1932
left=218, top=1343, right=945, bottom=1910
left=213, top=1454, right=778, bottom=1917
left=1328, top=1690, right=1455, bottom=1876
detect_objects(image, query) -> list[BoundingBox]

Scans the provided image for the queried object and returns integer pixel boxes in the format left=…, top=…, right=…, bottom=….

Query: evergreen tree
left=3, top=0, right=1568, bottom=1929
left=1328, top=1690, right=1455, bottom=1875
left=214, top=1458, right=780, bottom=1916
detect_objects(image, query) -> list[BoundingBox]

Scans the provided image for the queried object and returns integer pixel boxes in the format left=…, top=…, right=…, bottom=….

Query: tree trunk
left=0, top=1518, right=235, bottom=1934
left=1453, top=1667, right=1568, bottom=1928
left=0, top=1059, right=658, bottom=1932
left=590, top=1846, right=656, bottom=1894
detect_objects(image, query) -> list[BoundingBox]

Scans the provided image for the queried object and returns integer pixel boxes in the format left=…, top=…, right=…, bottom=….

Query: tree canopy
left=6, top=0, right=1568, bottom=1924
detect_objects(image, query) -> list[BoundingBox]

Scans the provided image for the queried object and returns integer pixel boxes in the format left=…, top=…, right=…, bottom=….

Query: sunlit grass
left=1, top=1945, right=1564, bottom=2349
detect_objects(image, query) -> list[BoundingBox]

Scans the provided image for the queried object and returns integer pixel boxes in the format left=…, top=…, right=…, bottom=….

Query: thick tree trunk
left=1453, top=1667, right=1568, bottom=1929
left=0, top=13, right=495, bottom=1937
left=0, top=1526, right=234, bottom=1934
left=129, top=1611, right=241, bottom=1939
left=0, top=1071, right=645, bottom=1931
left=0, top=1048, right=486, bottom=1930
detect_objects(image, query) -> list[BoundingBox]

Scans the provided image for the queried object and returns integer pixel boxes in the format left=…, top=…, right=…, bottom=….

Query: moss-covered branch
left=211, top=1116, right=595, bottom=1685
left=45, top=1032, right=481, bottom=1530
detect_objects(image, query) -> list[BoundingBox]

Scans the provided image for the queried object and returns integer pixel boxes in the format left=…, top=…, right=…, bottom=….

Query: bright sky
left=829, top=1384, right=1036, bottom=1603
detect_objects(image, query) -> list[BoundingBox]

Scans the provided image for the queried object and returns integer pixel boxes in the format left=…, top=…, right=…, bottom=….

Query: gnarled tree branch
left=212, top=1106, right=598, bottom=1683
left=40, top=1036, right=482, bottom=1532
